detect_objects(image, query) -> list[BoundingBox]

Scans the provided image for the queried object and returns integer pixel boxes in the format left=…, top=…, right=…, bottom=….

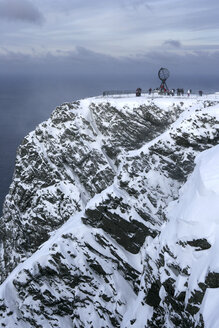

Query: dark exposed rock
left=187, top=238, right=211, bottom=251
left=205, top=272, right=219, bottom=288
left=90, top=101, right=182, bottom=157
left=145, top=281, right=161, bottom=307
left=83, top=208, right=156, bottom=254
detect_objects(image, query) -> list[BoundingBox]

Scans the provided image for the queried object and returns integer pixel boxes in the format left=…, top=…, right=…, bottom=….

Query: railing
left=103, top=90, right=141, bottom=96
left=102, top=90, right=213, bottom=98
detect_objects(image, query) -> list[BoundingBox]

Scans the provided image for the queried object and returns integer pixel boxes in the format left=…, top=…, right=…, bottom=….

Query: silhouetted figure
left=136, top=88, right=142, bottom=97
left=149, top=88, right=152, bottom=95
left=177, top=88, right=184, bottom=96
left=199, top=90, right=203, bottom=96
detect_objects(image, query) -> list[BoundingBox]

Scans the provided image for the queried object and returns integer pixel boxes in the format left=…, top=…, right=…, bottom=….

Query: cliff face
left=0, top=95, right=219, bottom=327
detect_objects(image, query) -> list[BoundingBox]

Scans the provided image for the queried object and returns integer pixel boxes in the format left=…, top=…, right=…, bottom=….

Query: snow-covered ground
left=150, top=143, right=219, bottom=328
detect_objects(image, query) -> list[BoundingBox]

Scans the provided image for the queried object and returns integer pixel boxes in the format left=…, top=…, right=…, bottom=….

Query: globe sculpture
left=158, top=67, right=170, bottom=93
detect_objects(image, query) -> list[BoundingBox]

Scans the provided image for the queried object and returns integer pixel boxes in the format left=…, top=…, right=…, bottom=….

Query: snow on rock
left=0, top=96, right=184, bottom=281
left=0, top=94, right=219, bottom=327
left=131, top=142, right=219, bottom=328
left=0, top=213, right=141, bottom=327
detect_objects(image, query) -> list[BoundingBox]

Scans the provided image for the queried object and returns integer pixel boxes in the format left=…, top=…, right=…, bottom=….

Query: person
left=199, top=90, right=203, bottom=96
left=136, top=88, right=142, bottom=97
left=149, top=88, right=152, bottom=95
left=187, top=89, right=190, bottom=97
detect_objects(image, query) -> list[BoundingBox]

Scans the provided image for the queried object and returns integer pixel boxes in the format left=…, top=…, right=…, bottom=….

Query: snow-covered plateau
left=1, top=93, right=219, bottom=327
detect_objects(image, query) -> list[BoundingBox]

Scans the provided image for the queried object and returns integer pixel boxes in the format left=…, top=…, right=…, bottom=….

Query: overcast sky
left=0, top=0, right=219, bottom=88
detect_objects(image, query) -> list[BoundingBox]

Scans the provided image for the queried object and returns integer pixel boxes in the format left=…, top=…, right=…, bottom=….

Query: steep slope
left=129, top=143, right=219, bottom=328
left=0, top=95, right=219, bottom=327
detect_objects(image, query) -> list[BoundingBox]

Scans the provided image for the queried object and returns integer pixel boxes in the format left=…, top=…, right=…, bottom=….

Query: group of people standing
left=146, top=88, right=203, bottom=97
left=175, top=88, right=192, bottom=96
left=136, top=88, right=204, bottom=97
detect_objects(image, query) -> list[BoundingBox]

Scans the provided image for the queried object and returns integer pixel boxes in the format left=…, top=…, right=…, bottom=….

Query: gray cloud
left=0, top=0, right=219, bottom=57
left=0, top=0, right=44, bottom=24
left=120, top=0, right=152, bottom=11
left=163, top=40, right=182, bottom=48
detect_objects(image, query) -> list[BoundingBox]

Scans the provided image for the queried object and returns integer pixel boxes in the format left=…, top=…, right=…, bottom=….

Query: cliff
left=0, top=94, right=219, bottom=327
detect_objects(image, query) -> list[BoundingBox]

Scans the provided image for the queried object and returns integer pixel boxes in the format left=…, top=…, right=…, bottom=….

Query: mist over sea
left=0, top=74, right=218, bottom=214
